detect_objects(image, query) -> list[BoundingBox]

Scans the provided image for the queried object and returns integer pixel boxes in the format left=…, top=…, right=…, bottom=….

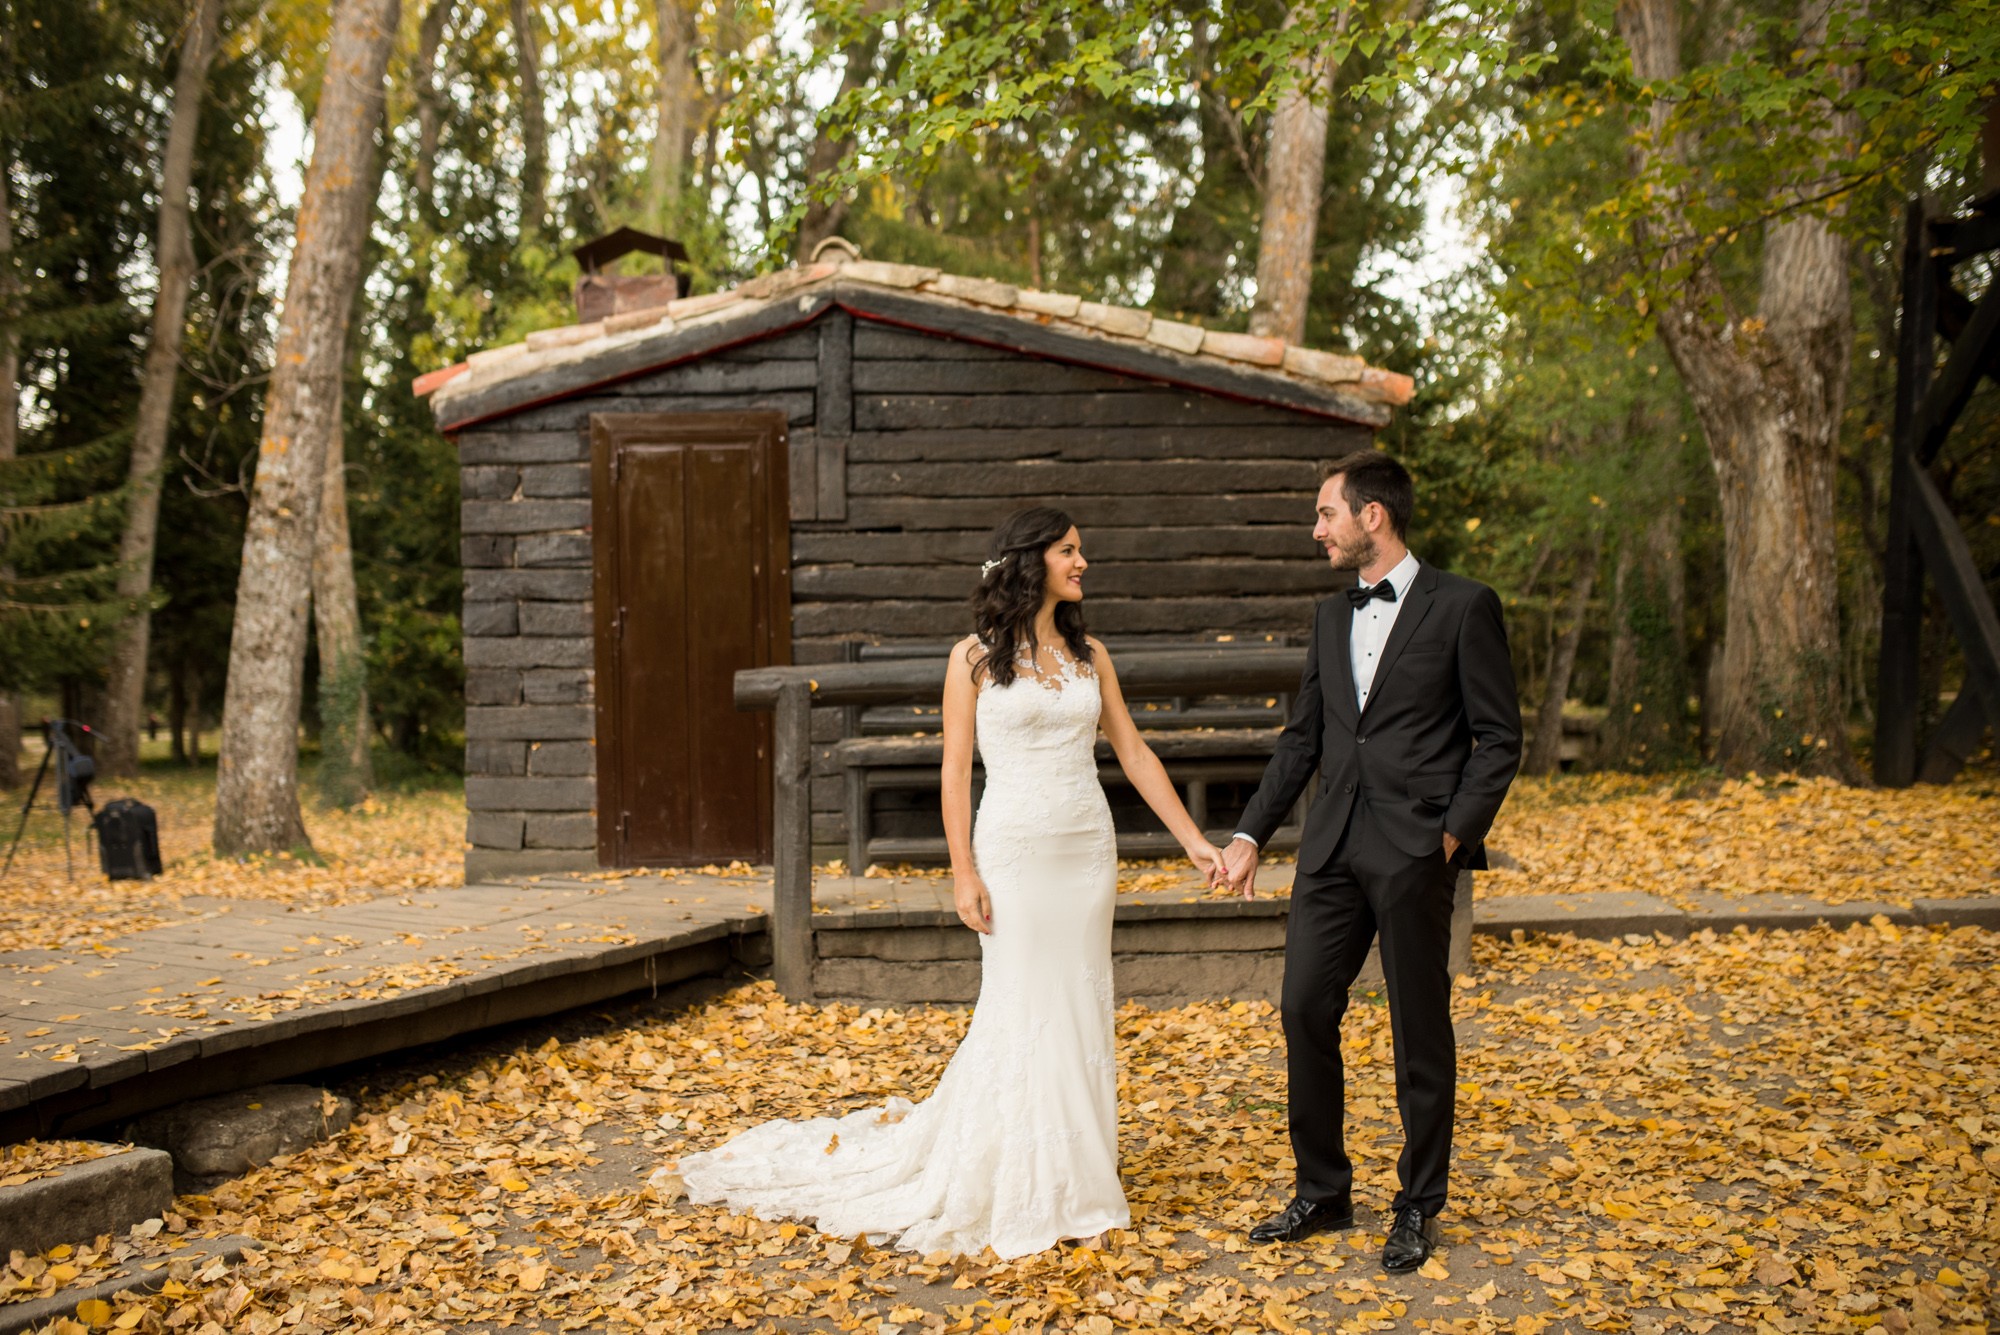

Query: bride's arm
left=1091, top=640, right=1223, bottom=879
left=941, top=637, right=991, bottom=932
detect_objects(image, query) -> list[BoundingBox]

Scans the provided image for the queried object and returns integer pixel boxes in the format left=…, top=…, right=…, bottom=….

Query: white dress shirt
left=1350, top=551, right=1420, bottom=712
left=1231, top=552, right=1421, bottom=849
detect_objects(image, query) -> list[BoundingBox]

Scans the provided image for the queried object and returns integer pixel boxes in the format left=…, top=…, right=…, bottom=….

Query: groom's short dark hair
left=1319, top=450, right=1413, bottom=537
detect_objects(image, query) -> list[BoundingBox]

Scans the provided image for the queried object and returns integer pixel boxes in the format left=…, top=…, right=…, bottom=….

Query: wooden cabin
left=416, top=249, right=1411, bottom=880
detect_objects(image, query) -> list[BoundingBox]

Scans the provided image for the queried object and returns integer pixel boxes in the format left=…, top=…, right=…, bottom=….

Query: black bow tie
left=1347, top=581, right=1398, bottom=608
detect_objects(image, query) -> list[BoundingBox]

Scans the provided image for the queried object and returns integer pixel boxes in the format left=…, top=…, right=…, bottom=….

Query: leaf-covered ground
left=13, top=921, right=1994, bottom=1334
left=1477, top=773, right=2000, bottom=908
left=0, top=766, right=465, bottom=953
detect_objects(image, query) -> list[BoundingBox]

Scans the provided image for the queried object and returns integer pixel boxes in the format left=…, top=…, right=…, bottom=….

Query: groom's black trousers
left=1282, top=806, right=1458, bottom=1218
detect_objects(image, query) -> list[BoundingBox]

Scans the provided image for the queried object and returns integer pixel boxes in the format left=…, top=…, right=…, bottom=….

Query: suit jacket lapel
left=1325, top=587, right=1361, bottom=727
left=1360, top=562, right=1437, bottom=722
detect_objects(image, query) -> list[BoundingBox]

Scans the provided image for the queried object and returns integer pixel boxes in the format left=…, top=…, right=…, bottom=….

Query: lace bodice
left=974, top=643, right=1102, bottom=813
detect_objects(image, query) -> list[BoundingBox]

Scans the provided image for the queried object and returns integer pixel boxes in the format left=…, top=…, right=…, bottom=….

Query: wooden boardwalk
left=0, top=870, right=778, bottom=1141
left=0, top=863, right=1276, bottom=1141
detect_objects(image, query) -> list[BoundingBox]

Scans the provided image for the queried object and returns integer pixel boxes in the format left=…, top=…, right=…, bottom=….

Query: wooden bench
left=835, top=727, right=1306, bottom=870
left=838, top=638, right=1296, bottom=736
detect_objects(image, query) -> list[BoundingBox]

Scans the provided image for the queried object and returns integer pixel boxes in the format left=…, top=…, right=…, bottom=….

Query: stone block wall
left=811, top=874, right=1475, bottom=1005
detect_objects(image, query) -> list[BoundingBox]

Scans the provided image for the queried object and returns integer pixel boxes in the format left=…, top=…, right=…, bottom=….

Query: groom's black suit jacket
left=1239, top=562, right=1522, bottom=874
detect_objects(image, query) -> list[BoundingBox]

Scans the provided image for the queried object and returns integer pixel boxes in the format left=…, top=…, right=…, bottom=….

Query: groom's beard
left=1326, top=534, right=1378, bottom=572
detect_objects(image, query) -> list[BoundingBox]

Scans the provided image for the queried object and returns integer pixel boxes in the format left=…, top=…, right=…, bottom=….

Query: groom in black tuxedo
left=1217, top=449, right=1521, bottom=1272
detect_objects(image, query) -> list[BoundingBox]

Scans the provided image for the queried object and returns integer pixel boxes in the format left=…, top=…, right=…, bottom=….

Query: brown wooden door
left=592, top=411, right=790, bottom=866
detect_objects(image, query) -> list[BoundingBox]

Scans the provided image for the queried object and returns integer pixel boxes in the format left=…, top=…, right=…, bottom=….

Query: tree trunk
left=186, top=665, right=202, bottom=766
left=1617, top=0, right=1860, bottom=779
left=1602, top=539, right=1637, bottom=724
left=413, top=0, right=455, bottom=216
left=1248, top=7, right=1340, bottom=344
left=1524, top=544, right=1600, bottom=776
left=648, top=0, right=698, bottom=224
left=795, top=8, right=885, bottom=260
left=169, top=659, right=188, bottom=764
left=1595, top=508, right=1695, bottom=769
left=213, top=0, right=401, bottom=856
left=0, top=124, right=18, bottom=788
left=98, top=0, right=227, bottom=778
left=510, top=0, right=546, bottom=238
left=312, top=394, right=372, bottom=804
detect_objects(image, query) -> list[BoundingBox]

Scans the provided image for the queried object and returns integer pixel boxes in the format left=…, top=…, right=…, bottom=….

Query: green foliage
left=1511, top=0, right=2000, bottom=333
left=782, top=0, right=1554, bottom=254
left=314, top=645, right=370, bottom=806
left=15, top=0, right=1987, bottom=778
left=0, top=0, right=166, bottom=693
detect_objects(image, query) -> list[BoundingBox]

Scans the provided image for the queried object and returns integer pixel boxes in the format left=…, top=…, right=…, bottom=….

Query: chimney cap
left=573, top=226, right=690, bottom=275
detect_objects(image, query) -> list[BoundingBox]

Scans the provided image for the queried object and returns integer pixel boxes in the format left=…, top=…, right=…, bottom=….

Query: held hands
left=1215, top=837, right=1259, bottom=899
left=954, top=872, right=994, bottom=934
left=1186, top=838, right=1226, bottom=891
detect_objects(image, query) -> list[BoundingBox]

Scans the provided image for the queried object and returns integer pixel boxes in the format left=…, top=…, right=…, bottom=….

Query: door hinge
left=620, top=811, right=630, bottom=841
left=612, top=605, right=625, bottom=639
left=609, top=451, right=621, bottom=484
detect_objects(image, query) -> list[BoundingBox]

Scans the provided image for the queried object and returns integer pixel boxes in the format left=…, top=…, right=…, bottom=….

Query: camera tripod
left=1, top=719, right=98, bottom=882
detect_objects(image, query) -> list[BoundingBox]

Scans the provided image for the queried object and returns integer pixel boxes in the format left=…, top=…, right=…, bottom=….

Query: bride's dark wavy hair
left=969, top=507, right=1093, bottom=688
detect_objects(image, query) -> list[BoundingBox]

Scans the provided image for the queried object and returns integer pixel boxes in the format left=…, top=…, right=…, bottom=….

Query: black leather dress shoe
left=1381, top=1205, right=1441, bottom=1272
left=1248, top=1194, right=1354, bottom=1245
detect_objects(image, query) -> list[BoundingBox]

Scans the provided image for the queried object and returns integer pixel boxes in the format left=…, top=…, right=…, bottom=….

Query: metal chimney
left=572, top=227, right=691, bottom=321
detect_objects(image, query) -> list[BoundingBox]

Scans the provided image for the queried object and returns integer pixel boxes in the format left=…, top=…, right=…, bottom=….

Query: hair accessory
left=981, top=558, right=1002, bottom=576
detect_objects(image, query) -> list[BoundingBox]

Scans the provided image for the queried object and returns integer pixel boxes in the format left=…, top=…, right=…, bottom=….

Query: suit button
left=1357, top=735, right=1367, bottom=744
left=1343, top=782, right=1355, bottom=794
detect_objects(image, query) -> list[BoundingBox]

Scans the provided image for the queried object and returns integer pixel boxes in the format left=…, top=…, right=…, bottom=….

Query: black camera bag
left=93, top=798, right=162, bottom=881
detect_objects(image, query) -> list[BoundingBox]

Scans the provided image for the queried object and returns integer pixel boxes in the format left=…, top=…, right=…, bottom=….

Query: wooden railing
left=734, top=646, right=1307, bottom=1000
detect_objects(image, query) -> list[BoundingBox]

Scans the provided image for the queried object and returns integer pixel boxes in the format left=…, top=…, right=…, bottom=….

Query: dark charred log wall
left=458, top=310, right=1372, bottom=878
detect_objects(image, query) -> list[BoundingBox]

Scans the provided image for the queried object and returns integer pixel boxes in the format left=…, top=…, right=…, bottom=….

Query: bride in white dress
left=667, top=507, right=1226, bottom=1258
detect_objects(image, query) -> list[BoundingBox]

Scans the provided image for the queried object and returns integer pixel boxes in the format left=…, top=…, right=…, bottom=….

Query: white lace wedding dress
left=665, top=645, right=1128, bottom=1258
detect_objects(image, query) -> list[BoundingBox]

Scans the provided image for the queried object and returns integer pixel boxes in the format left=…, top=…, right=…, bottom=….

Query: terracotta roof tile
left=667, top=290, right=741, bottom=319
left=1076, top=301, right=1152, bottom=338
left=605, top=306, right=672, bottom=335
left=1016, top=289, right=1082, bottom=318
left=1357, top=366, right=1416, bottom=406
left=1200, top=329, right=1286, bottom=367
left=1283, top=344, right=1365, bottom=384
left=926, top=274, right=1019, bottom=308
left=1145, top=317, right=1206, bottom=356
left=525, top=322, right=604, bottom=351
left=466, top=343, right=529, bottom=371
left=418, top=247, right=1410, bottom=426
left=411, top=363, right=468, bottom=396
left=841, top=259, right=937, bottom=289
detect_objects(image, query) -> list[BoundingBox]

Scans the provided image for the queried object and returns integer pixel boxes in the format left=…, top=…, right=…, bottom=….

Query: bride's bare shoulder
left=949, top=635, right=984, bottom=672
